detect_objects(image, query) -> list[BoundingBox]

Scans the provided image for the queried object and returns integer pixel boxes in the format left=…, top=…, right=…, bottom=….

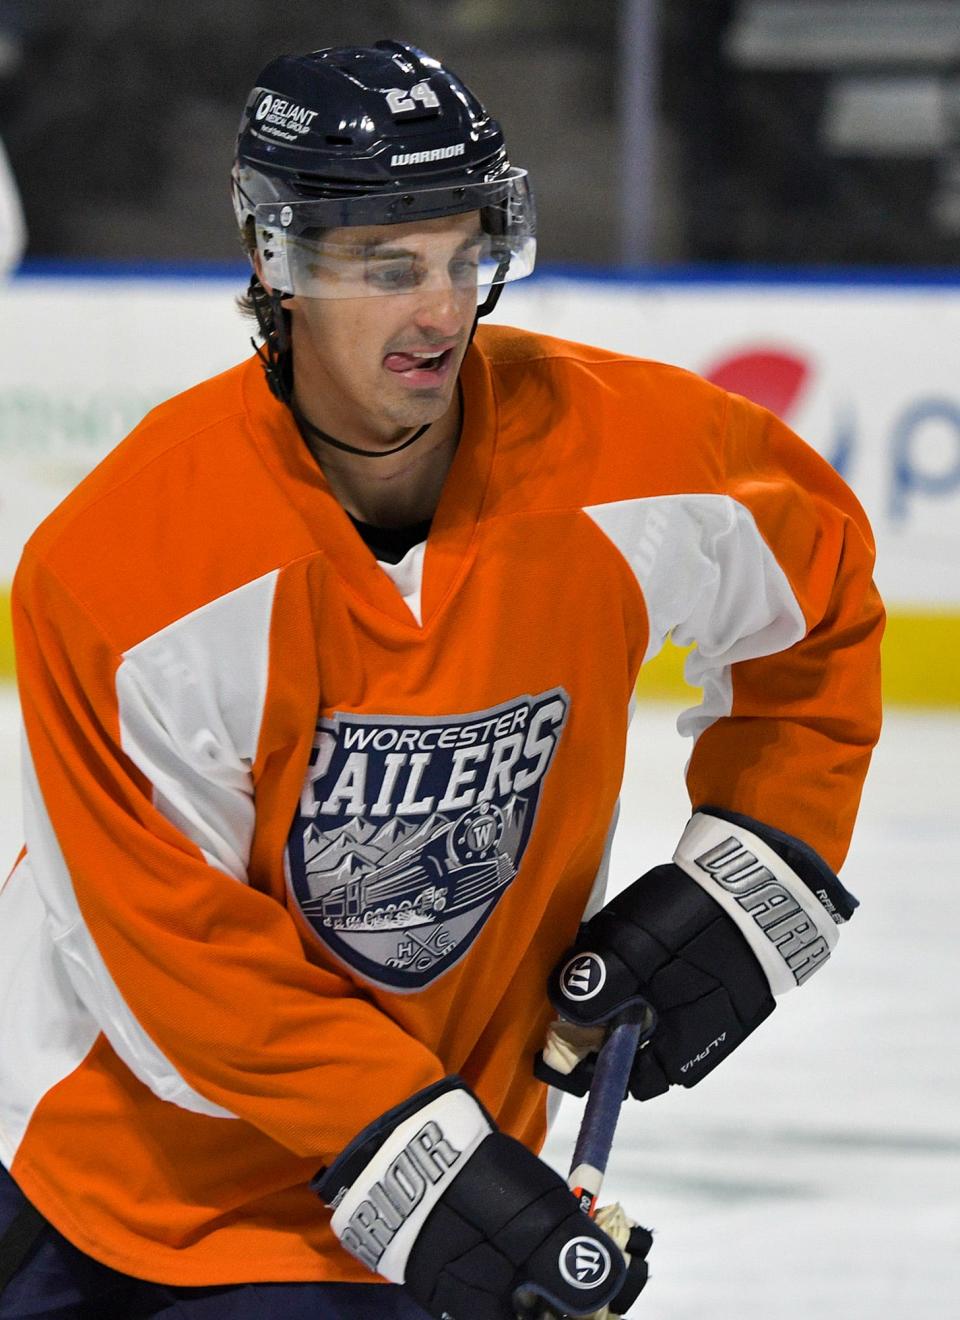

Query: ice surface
left=1, top=691, right=957, bottom=1317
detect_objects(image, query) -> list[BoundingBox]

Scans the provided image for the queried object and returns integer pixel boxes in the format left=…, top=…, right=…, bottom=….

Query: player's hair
left=235, top=221, right=258, bottom=323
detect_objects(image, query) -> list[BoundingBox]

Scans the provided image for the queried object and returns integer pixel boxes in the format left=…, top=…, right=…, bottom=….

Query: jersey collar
left=241, top=338, right=498, bottom=630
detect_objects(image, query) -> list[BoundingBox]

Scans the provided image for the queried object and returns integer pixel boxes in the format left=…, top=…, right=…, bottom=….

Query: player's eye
left=365, top=261, right=423, bottom=291
left=449, top=255, right=480, bottom=286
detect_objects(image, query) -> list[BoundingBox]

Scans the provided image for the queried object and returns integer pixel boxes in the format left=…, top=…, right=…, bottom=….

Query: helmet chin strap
left=248, top=266, right=506, bottom=461
left=292, top=400, right=433, bottom=460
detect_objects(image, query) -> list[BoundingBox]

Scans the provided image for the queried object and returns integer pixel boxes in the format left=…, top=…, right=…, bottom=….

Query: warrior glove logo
left=287, top=690, right=569, bottom=991
left=694, top=836, right=831, bottom=987
left=339, top=1119, right=461, bottom=1271
left=559, top=952, right=607, bottom=1002
left=558, top=1236, right=613, bottom=1289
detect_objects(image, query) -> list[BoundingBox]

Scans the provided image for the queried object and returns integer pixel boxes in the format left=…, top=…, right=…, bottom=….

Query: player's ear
left=252, top=252, right=273, bottom=295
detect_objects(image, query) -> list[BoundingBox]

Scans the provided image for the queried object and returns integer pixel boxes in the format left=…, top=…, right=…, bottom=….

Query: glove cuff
left=673, top=810, right=853, bottom=995
left=313, top=1077, right=493, bottom=1282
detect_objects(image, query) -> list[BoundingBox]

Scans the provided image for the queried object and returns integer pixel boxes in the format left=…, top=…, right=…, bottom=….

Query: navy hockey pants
left=0, top=1165, right=431, bottom=1318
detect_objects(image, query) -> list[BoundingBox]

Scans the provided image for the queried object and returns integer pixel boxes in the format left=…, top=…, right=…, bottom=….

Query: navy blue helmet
left=232, top=40, right=535, bottom=300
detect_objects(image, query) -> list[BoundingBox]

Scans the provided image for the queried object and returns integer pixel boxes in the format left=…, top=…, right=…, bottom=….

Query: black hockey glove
left=537, top=808, right=858, bottom=1101
left=314, top=1076, right=652, bottom=1319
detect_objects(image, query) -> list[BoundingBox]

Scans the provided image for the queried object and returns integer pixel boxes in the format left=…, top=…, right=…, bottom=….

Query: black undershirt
left=348, top=513, right=433, bottom=565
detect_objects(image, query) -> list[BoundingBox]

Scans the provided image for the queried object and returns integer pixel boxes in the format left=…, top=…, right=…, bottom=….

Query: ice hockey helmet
left=231, top=40, right=536, bottom=303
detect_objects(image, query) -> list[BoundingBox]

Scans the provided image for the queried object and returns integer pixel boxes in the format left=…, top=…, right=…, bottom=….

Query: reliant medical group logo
left=286, top=691, right=569, bottom=991
left=254, top=90, right=319, bottom=141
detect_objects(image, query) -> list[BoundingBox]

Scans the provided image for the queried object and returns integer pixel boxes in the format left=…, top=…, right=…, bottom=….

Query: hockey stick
left=516, top=1000, right=656, bottom=1319
left=565, top=1001, right=654, bottom=1219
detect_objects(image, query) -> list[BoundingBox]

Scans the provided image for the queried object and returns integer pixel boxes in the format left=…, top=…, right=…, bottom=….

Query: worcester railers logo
left=286, top=690, right=569, bottom=991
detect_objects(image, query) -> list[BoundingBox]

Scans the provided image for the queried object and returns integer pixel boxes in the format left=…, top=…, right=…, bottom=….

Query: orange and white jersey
left=0, top=325, right=883, bottom=1286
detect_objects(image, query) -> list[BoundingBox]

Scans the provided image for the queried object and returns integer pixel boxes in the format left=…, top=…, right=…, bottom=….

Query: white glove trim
left=330, top=1086, right=493, bottom=1282
left=673, top=811, right=839, bottom=996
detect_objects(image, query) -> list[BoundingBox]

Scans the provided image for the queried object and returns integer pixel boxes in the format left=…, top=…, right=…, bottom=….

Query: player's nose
left=408, top=283, right=469, bottom=339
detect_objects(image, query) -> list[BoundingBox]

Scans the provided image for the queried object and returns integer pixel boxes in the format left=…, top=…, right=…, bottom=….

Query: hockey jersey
left=0, top=325, right=883, bottom=1285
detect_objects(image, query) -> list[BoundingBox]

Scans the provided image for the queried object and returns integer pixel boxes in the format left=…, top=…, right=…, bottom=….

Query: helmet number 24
left=386, top=82, right=440, bottom=115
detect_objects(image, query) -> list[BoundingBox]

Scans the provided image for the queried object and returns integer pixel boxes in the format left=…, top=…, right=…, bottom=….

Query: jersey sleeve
left=11, top=551, right=445, bottom=1163
left=679, top=391, right=884, bottom=871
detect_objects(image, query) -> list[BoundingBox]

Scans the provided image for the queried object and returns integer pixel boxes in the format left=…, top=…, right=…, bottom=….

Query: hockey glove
left=537, top=808, right=858, bottom=1101
left=313, top=1076, right=651, bottom=1319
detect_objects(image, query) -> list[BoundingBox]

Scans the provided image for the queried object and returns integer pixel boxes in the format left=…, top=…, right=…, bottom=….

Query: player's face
left=285, top=212, right=482, bottom=446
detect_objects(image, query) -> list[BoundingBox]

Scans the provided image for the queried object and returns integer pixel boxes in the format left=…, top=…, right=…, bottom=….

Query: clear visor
left=252, top=169, right=535, bottom=300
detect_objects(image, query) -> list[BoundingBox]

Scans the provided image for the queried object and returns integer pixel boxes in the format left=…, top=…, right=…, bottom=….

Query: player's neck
left=297, top=385, right=462, bottom=529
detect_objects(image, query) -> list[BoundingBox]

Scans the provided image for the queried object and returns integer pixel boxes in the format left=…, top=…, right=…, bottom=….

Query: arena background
left=1, top=3, right=958, bottom=1317
left=2, top=0, right=958, bottom=703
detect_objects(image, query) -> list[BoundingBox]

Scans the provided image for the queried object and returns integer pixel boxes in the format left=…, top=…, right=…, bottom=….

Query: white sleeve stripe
left=20, top=737, right=236, bottom=1119
left=673, top=812, right=839, bottom=996
left=583, top=494, right=807, bottom=744
left=118, top=569, right=279, bottom=883
left=0, top=843, right=100, bottom=1161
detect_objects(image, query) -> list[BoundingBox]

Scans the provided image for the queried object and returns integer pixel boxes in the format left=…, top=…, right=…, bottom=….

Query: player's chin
left=382, top=341, right=467, bottom=420
left=396, top=372, right=459, bottom=418
left=398, top=398, right=453, bottom=438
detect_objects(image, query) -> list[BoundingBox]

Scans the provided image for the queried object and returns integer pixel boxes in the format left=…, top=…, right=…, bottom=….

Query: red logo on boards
left=704, top=349, right=811, bottom=422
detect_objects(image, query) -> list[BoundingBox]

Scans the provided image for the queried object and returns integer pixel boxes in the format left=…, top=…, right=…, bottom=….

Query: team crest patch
left=286, top=690, right=569, bottom=990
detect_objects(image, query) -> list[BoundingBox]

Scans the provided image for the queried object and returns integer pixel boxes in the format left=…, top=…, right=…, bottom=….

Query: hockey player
left=0, top=40, right=882, bottom=1320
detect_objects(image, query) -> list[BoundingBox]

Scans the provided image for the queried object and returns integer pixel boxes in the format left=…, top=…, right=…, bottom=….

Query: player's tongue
left=384, top=349, right=445, bottom=373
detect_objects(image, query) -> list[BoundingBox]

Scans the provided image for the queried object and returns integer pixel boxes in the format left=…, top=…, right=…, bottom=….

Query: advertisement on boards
left=1, top=270, right=957, bottom=699
left=503, top=276, right=960, bottom=613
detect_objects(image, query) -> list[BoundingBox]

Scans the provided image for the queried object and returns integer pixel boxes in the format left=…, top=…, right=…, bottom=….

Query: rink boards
left=2, top=264, right=958, bottom=705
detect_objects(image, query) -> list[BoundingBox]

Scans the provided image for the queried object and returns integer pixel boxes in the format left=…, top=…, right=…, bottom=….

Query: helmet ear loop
left=249, top=273, right=294, bottom=403
left=472, top=202, right=512, bottom=340
left=469, top=255, right=510, bottom=345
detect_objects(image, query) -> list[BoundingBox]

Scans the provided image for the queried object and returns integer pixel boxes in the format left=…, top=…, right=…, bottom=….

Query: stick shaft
left=567, top=1013, right=647, bottom=1214
left=519, top=1003, right=655, bottom=1318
